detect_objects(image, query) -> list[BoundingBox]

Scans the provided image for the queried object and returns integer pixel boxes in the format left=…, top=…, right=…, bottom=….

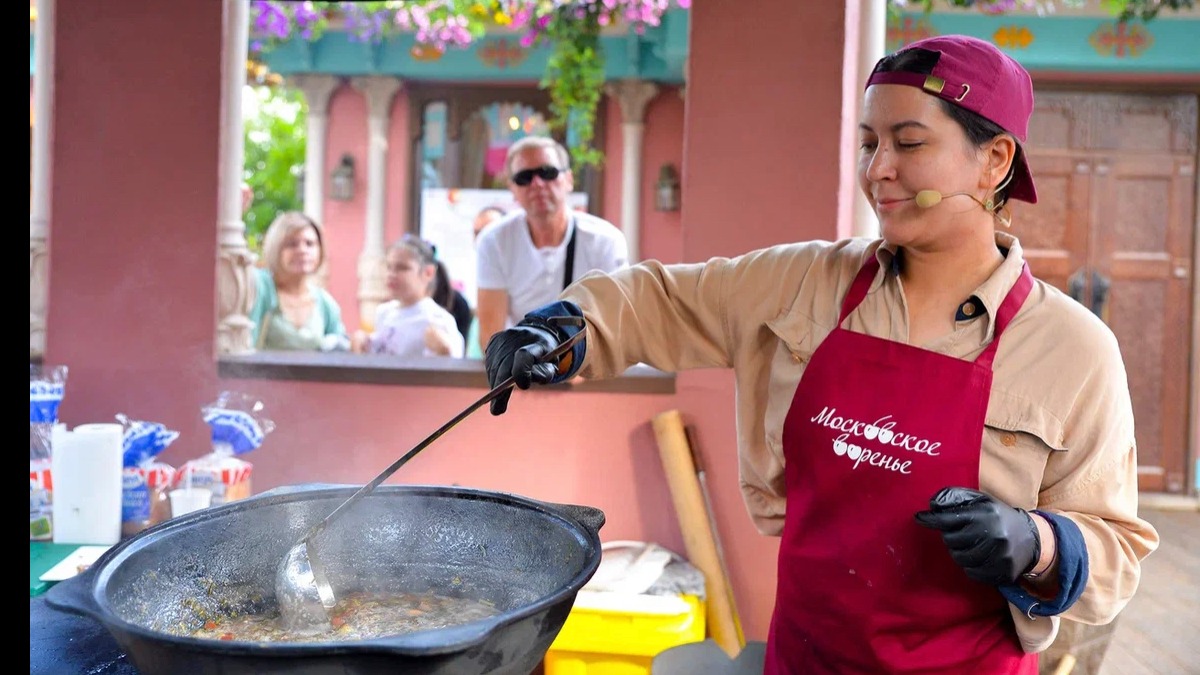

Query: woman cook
left=484, top=35, right=1159, bottom=674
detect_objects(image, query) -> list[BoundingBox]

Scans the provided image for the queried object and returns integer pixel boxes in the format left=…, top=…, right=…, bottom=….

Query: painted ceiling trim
left=891, top=11, right=1199, bottom=73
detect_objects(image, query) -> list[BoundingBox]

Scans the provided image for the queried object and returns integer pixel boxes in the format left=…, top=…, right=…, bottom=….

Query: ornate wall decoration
left=477, top=38, right=528, bottom=69
left=1089, top=22, right=1154, bottom=58
left=992, top=25, right=1033, bottom=49
left=410, top=44, right=445, bottom=62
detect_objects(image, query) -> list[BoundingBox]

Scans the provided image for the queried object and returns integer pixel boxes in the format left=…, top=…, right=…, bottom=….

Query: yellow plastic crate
left=544, top=591, right=706, bottom=675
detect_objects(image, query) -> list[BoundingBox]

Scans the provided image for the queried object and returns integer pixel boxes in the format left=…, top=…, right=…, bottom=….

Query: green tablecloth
left=29, top=541, right=81, bottom=597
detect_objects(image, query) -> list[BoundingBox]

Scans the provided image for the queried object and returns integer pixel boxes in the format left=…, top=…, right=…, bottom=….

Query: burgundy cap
left=866, top=35, right=1037, bottom=204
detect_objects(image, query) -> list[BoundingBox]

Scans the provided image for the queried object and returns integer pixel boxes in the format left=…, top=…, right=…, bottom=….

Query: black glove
left=914, top=487, right=1041, bottom=585
left=484, top=323, right=563, bottom=416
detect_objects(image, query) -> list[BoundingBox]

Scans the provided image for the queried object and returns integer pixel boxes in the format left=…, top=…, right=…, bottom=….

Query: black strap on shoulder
left=562, top=220, right=577, bottom=291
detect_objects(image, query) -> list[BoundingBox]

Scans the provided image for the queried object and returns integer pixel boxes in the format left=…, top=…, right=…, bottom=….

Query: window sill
left=217, top=351, right=676, bottom=394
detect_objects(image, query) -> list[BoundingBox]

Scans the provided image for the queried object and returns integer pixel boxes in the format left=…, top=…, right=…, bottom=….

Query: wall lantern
left=655, top=163, right=680, bottom=212
left=330, top=154, right=356, bottom=202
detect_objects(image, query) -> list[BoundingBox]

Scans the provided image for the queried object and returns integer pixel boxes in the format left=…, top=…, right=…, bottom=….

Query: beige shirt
left=561, top=232, right=1160, bottom=652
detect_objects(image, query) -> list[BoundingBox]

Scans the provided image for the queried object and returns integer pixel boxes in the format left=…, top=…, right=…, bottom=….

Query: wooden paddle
left=652, top=409, right=746, bottom=658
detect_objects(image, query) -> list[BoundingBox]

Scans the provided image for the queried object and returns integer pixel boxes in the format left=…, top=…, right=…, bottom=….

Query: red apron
left=764, top=257, right=1038, bottom=674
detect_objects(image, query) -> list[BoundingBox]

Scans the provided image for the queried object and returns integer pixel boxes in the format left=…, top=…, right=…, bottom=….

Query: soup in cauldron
left=185, top=590, right=500, bottom=643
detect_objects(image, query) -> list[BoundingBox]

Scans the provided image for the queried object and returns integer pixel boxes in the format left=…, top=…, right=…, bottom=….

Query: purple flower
left=980, top=0, right=1019, bottom=13
left=252, top=1, right=291, bottom=40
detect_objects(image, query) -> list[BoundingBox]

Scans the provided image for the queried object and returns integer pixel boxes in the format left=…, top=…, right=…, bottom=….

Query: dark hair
left=430, top=260, right=455, bottom=312
left=428, top=252, right=472, bottom=340
left=872, top=47, right=1020, bottom=208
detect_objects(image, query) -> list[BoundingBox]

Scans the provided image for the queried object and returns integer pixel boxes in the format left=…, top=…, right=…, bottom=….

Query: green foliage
left=242, top=85, right=307, bottom=250
left=1101, top=0, right=1194, bottom=21
left=538, top=8, right=606, bottom=168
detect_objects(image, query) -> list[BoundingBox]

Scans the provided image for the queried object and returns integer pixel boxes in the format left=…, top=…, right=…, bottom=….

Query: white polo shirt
left=476, top=210, right=628, bottom=326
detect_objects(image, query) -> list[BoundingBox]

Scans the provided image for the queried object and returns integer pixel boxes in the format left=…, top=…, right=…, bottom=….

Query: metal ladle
left=275, top=318, right=586, bottom=631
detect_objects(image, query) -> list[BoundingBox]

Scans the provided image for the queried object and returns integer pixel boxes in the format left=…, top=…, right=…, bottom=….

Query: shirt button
left=790, top=351, right=805, bottom=364
left=961, top=302, right=976, bottom=317
left=1001, top=432, right=1017, bottom=447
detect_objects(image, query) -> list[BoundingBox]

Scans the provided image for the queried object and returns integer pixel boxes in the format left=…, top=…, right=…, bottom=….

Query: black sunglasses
left=511, top=165, right=563, bottom=187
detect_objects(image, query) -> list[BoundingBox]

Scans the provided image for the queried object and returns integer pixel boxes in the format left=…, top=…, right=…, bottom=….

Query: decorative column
left=351, top=76, right=402, bottom=322
left=289, top=74, right=340, bottom=219
left=851, top=0, right=886, bottom=238
left=30, top=0, right=54, bottom=359
left=215, top=0, right=256, bottom=355
left=604, top=79, right=659, bottom=262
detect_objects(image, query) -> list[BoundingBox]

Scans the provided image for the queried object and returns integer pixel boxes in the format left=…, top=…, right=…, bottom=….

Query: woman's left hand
left=914, top=487, right=1041, bottom=585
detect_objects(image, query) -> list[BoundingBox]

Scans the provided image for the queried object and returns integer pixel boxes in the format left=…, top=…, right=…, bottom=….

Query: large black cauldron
left=44, top=483, right=604, bottom=675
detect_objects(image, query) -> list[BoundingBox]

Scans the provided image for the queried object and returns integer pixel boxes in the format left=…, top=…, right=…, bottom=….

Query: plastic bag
left=178, top=391, right=275, bottom=505
left=30, top=364, right=68, bottom=540
left=118, top=415, right=179, bottom=536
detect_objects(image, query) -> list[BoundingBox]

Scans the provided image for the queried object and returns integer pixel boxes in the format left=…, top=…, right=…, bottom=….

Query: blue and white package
left=119, top=416, right=180, bottom=531
left=30, top=380, right=65, bottom=424
left=203, top=409, right=266, bottom=455
left=30, top=364, right=67, bottom=540
left=121, top=418, right=181, bottom=467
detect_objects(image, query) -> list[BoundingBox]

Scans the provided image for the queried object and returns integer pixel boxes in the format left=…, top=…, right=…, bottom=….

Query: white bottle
left=52, top=423, right=123, bottom=545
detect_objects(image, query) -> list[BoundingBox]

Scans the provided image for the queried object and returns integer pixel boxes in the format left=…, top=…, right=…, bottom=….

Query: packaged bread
left=118, top=416, right=180, bottom=537
left=179, top=391, right=274, bottom=506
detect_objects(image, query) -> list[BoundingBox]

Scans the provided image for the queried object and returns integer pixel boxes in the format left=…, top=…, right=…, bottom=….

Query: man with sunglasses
left=474, top=136, right=628, bottom=355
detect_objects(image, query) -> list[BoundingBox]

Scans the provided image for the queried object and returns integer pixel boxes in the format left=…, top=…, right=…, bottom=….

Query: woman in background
left=352, top=235, right=465, bottom=358
left=250, top=211, right=350, bottom=352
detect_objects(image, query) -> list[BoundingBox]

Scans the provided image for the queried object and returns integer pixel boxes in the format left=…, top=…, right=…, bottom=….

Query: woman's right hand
left=483, top=324, right=563, bottom=415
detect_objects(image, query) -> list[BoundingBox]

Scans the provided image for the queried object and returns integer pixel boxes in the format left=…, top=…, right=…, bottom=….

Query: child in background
left=352, top=235, right=465, bottom=358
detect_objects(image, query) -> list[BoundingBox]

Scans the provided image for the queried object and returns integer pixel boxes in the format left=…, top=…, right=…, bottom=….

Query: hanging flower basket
left=250, top=1, right=691, bottom=168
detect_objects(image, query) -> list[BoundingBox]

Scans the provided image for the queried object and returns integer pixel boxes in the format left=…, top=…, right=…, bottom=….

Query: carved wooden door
left=1009, top=91, right=1197, bottom=494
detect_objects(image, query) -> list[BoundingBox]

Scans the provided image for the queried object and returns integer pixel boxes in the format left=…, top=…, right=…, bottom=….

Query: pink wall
left=674, top=0, right=847, bottom=637
left=45, top=0, right=846, bottom=644
left=47, top=0, right=223, bottom=447
left=600, top=87, right=686, bottom=264
left=321, top=84, right=367, bottom=332
left=639, top=89, right=686, bottom=264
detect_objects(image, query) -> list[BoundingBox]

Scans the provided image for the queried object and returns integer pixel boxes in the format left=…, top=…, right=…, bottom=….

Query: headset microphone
left=914, top=190, right=946, bottom=208
left=915, top=190, right=982, bottom=209
left=912, top=189, right=1013, bottom=228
